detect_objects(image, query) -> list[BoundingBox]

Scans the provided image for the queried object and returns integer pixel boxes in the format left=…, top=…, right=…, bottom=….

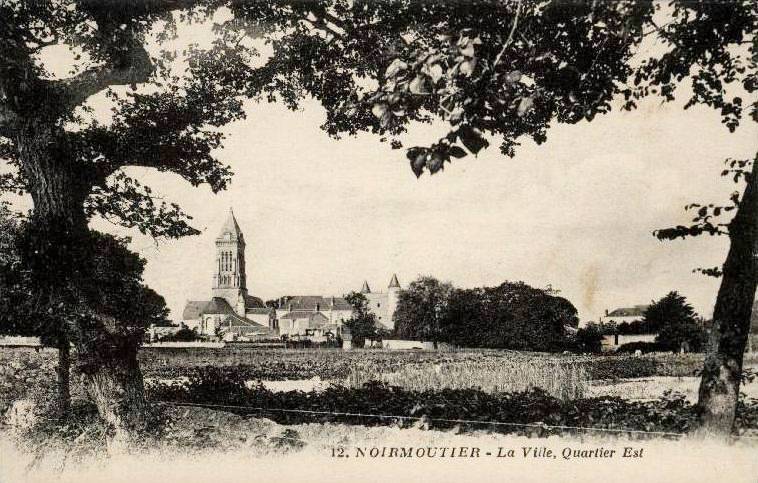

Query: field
left=2, top=346, right=757, bottom=459
left=138, top=347, right=714, bottom=402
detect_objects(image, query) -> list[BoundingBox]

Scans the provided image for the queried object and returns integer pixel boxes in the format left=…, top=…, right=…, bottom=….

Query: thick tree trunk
left=696, top=158, right=758, bottom=436
left=16, top=125, right=148, bottom=436
left=78, top=337, right=148, bottom=436
left=55, top=335, right=71, bottom=419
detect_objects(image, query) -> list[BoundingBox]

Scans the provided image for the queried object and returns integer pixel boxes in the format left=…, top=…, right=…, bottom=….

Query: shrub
left=146, top=369, right=758, bottom=438
left=161, top=327, right=199, bottom=342
left=616, top=342, right=664, bottom=354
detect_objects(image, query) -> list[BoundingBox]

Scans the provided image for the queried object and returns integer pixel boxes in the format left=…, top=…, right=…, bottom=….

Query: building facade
left=360, top=274, right=401, bottom=331
left=274, top=275, right=403, bottom=339
left=182, top=209, right=275, bottom=339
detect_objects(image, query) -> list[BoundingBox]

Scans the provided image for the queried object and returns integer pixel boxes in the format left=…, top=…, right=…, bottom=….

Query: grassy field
left=2, top=346, right=756, bottom=418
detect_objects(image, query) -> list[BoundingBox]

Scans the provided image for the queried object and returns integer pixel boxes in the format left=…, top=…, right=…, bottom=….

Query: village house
left=598, top=305, right=656, bottom=352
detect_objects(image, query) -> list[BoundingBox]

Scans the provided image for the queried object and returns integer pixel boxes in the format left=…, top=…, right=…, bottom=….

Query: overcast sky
left=7, top=14, right=758, bottom=324
left=82, top=91, right=753, bottom=323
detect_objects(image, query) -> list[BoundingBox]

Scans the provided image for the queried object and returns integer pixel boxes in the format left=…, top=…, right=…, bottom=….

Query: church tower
left=387, top=273, right=400, bottom=323
left=212, top=208, right=248, bottom=314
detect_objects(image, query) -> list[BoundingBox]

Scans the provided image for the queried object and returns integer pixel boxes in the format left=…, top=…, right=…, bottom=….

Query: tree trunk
left=16, top=125, right=148, bottom=436
left=78, top=337, right=148, bottom=436
left=696, top=158, right=758, bottom=436
left=55, top=335, right=71, bottom=419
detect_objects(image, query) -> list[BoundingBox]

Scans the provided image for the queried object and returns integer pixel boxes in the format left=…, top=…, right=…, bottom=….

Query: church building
left=181, top=209, right=275, bottom=339
left=360, top=274, right=401, bottom=330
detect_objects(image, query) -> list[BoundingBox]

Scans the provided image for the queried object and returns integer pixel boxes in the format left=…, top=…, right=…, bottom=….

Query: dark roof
left=388, top=274, right=400, bottom=288
left=226, top=312, right=270, bottom=332
left=282, top=296, right=352, bottom=311
left=217, top=208, right=243, bottom=241
left=246, top=307, right=273, bottom=315
left=607, top=305, right=649, bottom=318
left=182, top=301, right=208, bottom=320
left=245, top=294, right=265, bottom=308
left=181, top=297, right=235, bottom=320
left=205, top=297, right=235, bottom=314
left=361, top=281, right=371, bottom=294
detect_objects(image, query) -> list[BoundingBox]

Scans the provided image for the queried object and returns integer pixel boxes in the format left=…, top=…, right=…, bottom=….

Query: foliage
left=573, top=323, right=605, bottom=353
left=640, top=291, right=707, bottom=352
left=395, top=277, right=579, bottom=351
left=342, top=291, right=379, bottom=347
left=393, top=276, right=453, bottom=343
left=146, top=369, right=758, bottom=438
left=161, top=327, right=199, bottom=343
left=345, top=356, right=589, bottom=401
left=644, top=292, right=697, bottom=331
left=135, top=346, right=711, bottom=384
left=656, top=321, right=708, bottom=353
left=616, top=341, right=663, bottom=354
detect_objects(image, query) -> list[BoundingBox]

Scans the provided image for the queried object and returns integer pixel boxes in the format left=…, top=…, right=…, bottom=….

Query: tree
left=0, top=203, right=73, bottom=417
left=2, top=0, right=753, bottom=435
left=643, top=291, right=706, bottom=352
left=574, top=323, right=605, bottom=354
left=211, top=0, right=754, bottom=435
left=0, top=205, right=169, bottom=420
left=343, top=291, right=378, bottom=347
left=644, top=291, right=697, bottom=332
left=0, top=1, right=250, bottom=433
left=468, top=282, right=578, bottom=351
left=394, top=276, right=453, bottom=345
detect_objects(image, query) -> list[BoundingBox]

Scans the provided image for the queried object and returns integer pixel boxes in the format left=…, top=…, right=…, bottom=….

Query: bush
left=161, top=327, right=199, bottom=342
left=616, top=342, right=664, bottom=354
left=145, top=368, right=758, bottom=437
left=573, top=324, right=604, bottom=353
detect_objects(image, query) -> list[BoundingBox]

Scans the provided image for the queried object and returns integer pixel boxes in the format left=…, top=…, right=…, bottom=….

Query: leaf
left=458, top=126, right=489, bottom=155
left=371, top=103, right=388, bottom=119
left=428, top=153, right=444, bottom=174
left=505, top=70, right=522, bottom=84
left=459, top=59, right=476, bottom=77
left=409, top=75, right=428, bottom=94
left=448, top=146, right=467, bottom=159
left=517, top=96, right=534, bottom=117
left=427, top=64, right=444, bottom=83
left=385, top=59, right=408, bottom=78
left=409, top=152, right=427, bottom=178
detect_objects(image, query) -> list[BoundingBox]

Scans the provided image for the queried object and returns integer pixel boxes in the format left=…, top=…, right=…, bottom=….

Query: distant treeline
left=392, top=277, right=580, bottom=352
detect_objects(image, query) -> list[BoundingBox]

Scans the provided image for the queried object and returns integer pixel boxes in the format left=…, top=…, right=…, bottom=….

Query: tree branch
left=58, top=41, right=154, bottom=110
left=492, top=0, right=522, bottom=70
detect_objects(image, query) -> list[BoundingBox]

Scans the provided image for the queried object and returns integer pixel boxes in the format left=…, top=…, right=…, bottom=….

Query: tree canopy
left=394, top=276, right=578, bottom=351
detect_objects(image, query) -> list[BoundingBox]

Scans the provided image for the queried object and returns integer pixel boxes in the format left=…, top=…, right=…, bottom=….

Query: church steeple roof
left=218, top=207, right=243, bottom=240
left=360, top=281, right=371, bottom=294
left=388, top=273, right=400, bottom=288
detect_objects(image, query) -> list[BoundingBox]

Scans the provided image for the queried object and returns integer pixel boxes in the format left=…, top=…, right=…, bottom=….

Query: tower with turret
left=359, top=274, right=401, bottom=330
left=212, top=208, right=248, bottom=314
left=387, top=273, right=400, bottom=324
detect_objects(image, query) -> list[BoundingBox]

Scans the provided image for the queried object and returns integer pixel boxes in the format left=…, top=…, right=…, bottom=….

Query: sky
left=86, top=93, right=755, bottom=323
left=7, top=13, right=758, bottom=324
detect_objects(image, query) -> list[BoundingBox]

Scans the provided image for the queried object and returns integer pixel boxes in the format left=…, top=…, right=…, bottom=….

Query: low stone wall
left=143, top=341, right=226, bottom=349
left=381, top=339, right=434, bottom=350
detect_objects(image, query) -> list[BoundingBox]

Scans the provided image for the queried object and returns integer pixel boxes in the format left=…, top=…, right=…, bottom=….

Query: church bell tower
left=212, top=208, right=248, bottom=313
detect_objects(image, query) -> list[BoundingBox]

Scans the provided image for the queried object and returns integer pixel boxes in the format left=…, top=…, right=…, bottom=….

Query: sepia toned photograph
left=0, top=1, right=757, bottom=482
